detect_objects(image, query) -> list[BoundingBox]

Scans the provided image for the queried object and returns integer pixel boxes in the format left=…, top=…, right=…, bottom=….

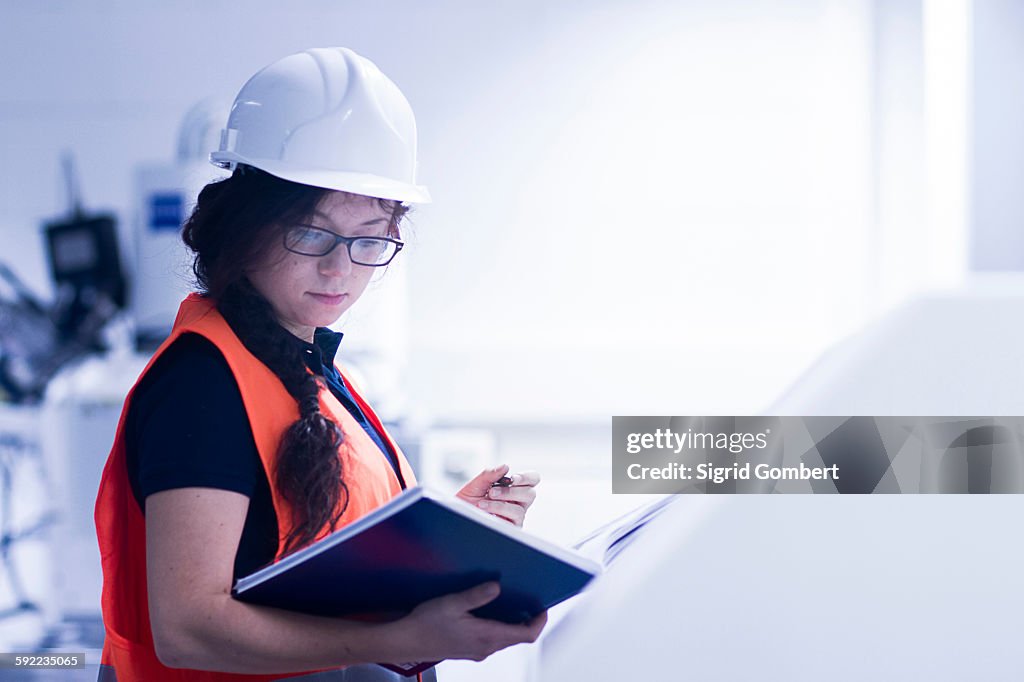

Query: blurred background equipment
left=0, top=409, right=59, bottom=653
left=771, top=281, right=1024, bottom=417
left=132, top=98, right=227, bottom=349
left=0, top=263, right=59, bottom=403
left=0, top=153, right=130, bottom=660
left=534, top=495, right=1024, bottom=681
left=0, top=154, right=127, bottom=405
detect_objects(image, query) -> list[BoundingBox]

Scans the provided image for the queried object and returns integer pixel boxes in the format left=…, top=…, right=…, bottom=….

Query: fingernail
left=478, top=500, right=491, bottom=509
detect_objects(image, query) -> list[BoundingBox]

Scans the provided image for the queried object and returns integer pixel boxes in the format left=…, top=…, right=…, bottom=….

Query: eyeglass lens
left=285, top=226, right=398, bottom=265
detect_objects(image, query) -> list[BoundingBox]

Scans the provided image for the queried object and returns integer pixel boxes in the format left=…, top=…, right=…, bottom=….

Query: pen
left=491, top=476, right=513, bottom=488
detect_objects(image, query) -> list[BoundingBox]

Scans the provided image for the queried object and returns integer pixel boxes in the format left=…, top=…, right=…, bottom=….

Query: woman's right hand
left=390, top=582, right=548, bottom=663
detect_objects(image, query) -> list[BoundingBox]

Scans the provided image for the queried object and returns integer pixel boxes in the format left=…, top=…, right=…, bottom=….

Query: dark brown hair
left=182, top=165, right=407, bottom=555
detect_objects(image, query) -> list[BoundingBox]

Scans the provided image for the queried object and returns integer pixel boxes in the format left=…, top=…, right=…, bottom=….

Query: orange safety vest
left=95, top=294, right=422, bottom=681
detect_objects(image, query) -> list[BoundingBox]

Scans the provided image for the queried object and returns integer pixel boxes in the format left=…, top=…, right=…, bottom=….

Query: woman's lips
left=308, top=292, right=347, bottom=305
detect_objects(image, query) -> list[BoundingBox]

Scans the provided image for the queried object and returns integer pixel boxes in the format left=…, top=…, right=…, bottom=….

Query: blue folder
left=232, top=486, right=600, bottom=624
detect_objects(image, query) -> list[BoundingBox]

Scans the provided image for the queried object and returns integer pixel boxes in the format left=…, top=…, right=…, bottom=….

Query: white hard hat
left=211, top=47, right=430, bottom=204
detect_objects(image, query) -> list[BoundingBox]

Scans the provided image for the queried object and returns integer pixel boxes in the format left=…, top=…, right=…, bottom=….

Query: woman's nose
left=319, top=244, right=354, bottom=276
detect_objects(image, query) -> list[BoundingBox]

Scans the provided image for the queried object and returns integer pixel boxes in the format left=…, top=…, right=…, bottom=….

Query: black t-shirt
left=125, top=330, right=403, bottom=581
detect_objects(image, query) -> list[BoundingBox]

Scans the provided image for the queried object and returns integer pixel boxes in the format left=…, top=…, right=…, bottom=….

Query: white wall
left=410, top=1, right=882, bottom=419
left=970, top=0, right=1024, bottom=270
left=871, top=0, right=927, bottom=309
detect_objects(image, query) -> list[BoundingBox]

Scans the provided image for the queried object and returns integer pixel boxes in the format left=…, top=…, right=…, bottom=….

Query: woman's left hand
left=456, top=464, right=540, bottom=527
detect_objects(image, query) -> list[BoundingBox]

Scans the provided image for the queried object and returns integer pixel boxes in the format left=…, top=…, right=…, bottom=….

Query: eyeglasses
left=283, top=224, right=404, bottom=266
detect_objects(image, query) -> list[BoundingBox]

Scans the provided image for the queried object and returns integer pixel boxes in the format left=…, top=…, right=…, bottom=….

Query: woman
left=94, top=48, right=544, bottom=682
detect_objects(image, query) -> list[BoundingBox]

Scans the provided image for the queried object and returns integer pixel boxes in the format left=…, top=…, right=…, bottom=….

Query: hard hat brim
left=210, top=151, right=432, bottom=204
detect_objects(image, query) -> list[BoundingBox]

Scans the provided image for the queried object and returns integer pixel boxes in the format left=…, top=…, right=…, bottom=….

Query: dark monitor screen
left=44, top=213, right=125, bottom=308
left=51, top=227, right=99, bottom=273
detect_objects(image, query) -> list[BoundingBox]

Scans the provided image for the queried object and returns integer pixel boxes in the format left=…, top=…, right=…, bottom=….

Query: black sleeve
left=125, top=333, right=263, bottom=512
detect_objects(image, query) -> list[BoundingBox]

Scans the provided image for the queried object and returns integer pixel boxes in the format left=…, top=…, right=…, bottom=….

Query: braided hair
left=182, top=166, right=407, bottom=554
